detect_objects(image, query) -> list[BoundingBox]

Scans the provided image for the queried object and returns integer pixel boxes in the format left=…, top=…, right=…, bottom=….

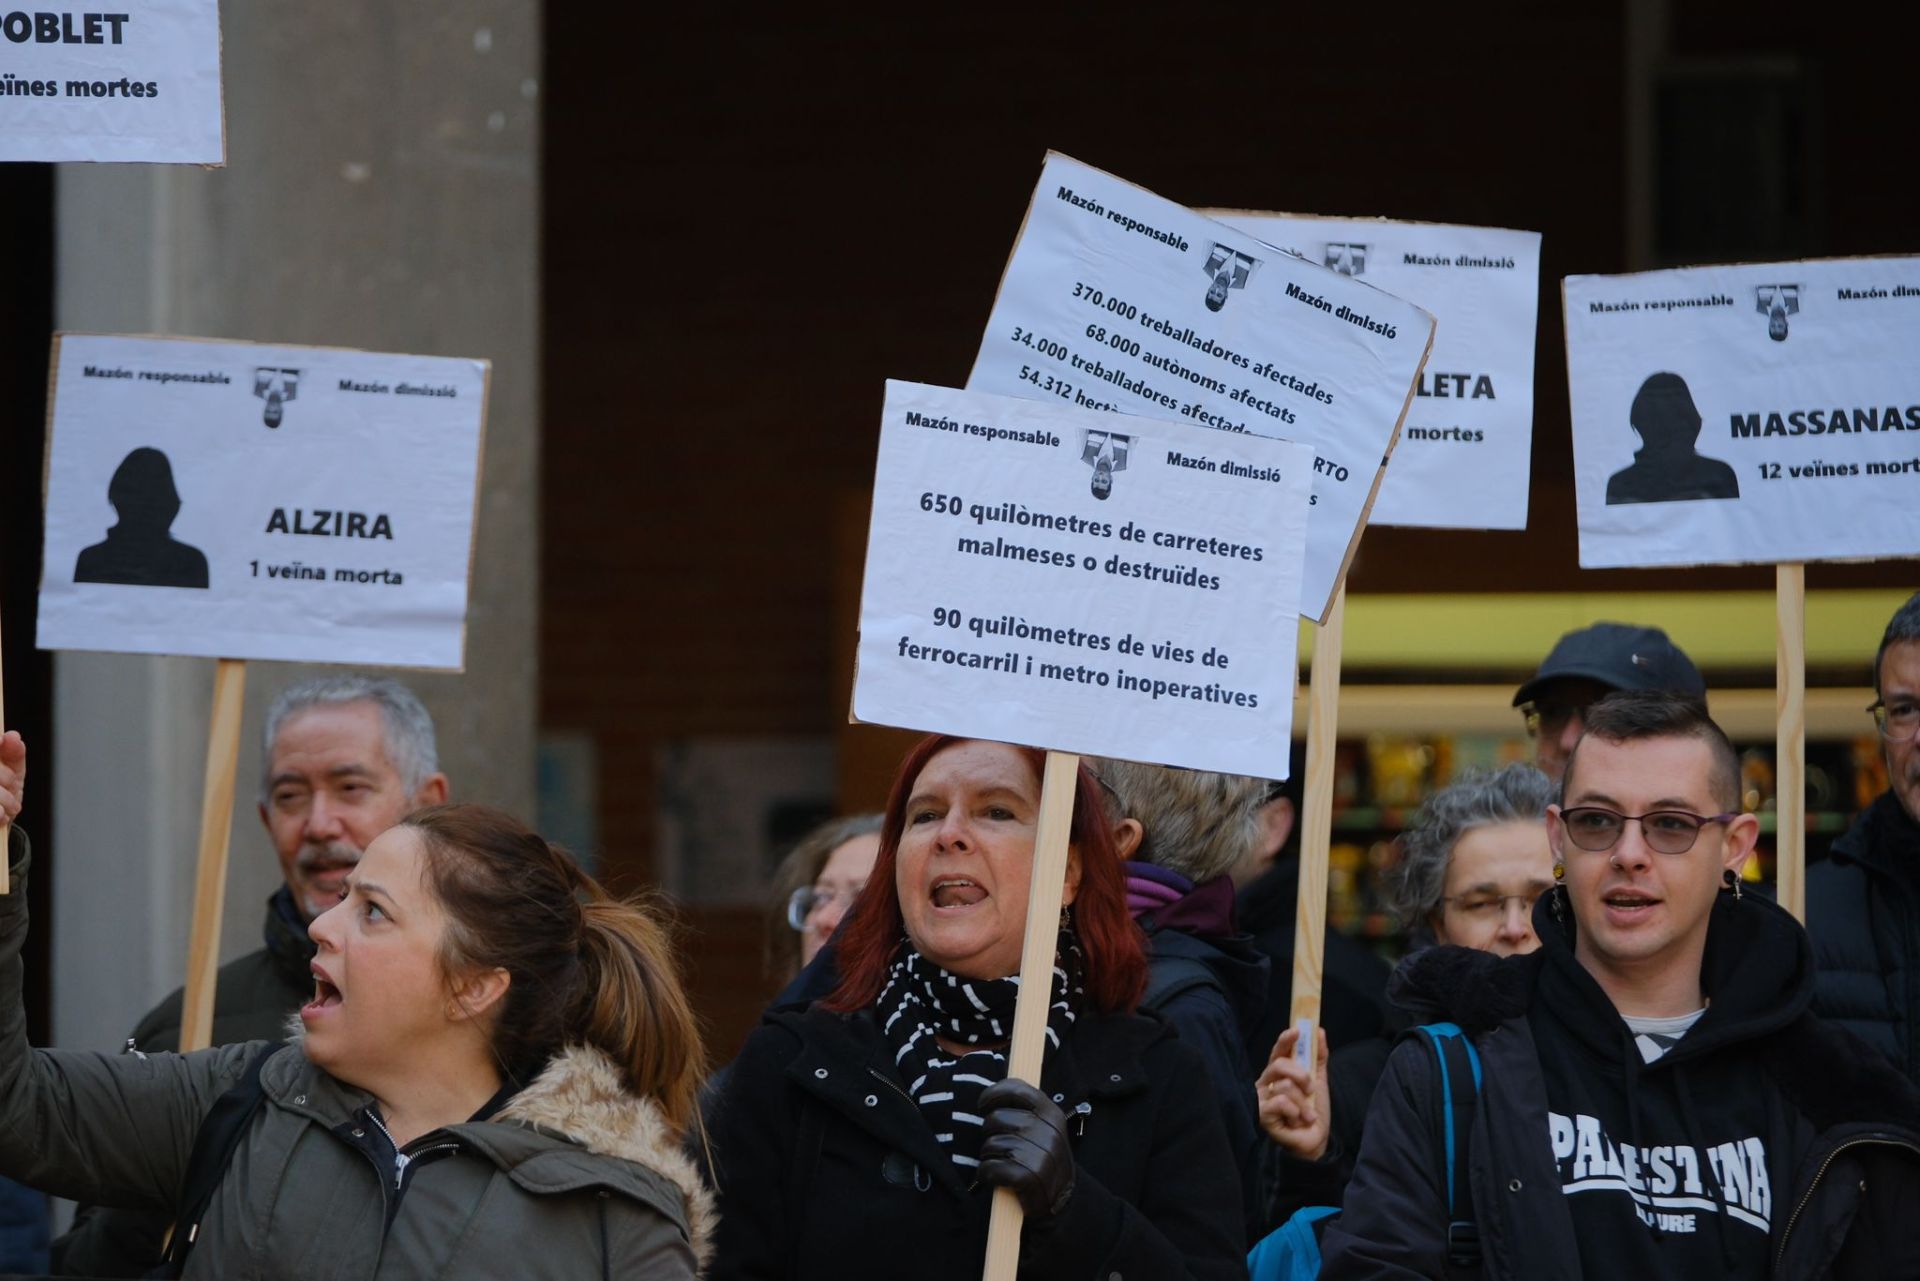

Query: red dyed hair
left=824, top=735, right=1148, bottom=1015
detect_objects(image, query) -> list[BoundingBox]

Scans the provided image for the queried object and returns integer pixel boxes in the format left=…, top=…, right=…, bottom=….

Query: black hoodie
left=1323, top=891, right=1920, bottom=1280
left=1524, top=891, right=1810, bottom=1275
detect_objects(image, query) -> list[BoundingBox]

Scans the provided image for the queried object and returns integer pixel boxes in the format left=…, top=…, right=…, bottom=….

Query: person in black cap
left=1513, top=622, right=1707, bottom=782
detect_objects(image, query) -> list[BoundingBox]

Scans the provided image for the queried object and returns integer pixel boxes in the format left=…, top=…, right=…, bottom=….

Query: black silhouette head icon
left=108, top=447, right=184, bottom=533
left=1629, top=372, right=1703, bottom=453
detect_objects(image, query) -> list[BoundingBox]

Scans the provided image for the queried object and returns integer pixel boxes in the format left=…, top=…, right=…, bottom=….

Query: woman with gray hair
left=1252, top=764, right=1555, bottom=1231
left=1386, top=763, right=1558, bottom=956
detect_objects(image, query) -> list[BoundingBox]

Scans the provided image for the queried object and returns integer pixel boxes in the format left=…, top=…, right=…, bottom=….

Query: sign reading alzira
left=855, top=380, right=1315, bottom=780
left=38, top=333, right=488, bottom=669
left=966, top=153, right=1434, bottom=621
left=1564, top=257, right=1920, bottom=569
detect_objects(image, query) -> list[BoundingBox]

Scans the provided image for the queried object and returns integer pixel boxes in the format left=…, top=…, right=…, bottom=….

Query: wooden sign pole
left=1775, top=564, right=1807, bottom=922
left=178, top=658, right=248, bottom=1052
left=980, top=749, right=1081, bottom=1281
left=1289, top=583, right=1346, bottom=1042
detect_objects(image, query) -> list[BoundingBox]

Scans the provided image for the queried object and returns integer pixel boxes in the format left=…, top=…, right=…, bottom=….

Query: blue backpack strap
left=1413, top=1022, right=1483, bottom=1276
left=1246, top=1204, right=1340, bottom=1281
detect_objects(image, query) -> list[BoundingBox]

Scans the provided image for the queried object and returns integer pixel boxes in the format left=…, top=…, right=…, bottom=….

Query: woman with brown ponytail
left=0, top=733, right=713, bottom=1280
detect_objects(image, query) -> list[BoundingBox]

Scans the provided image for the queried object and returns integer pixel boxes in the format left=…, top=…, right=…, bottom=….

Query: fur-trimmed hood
left=495, top=1043, right=718, bottom=1269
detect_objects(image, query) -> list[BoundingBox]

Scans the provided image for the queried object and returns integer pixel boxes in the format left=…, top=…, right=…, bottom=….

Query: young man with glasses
left=1809, top=590, right=1920, bottom=1084
left=1321, top=691, right=1920, bottom=1279
left=1512, top=622, right=1706, bottom=782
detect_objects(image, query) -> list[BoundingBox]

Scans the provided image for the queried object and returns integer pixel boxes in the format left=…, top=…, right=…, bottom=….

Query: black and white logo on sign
left=1081, top=429, right=1132, bottom=501
left=1202, top=244, right=1261, bottom=312
left=1324, top=243, right=1368, bottom=277
left=1755, top=285, right=1799, bottom=343
left=253, top=367, right=302, bottom=428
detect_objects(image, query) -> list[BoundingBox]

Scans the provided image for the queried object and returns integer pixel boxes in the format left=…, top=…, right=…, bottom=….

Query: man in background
left=1809, top=590, right=1920, bottom=1084
left=54, top=674, right=448, bottom=1277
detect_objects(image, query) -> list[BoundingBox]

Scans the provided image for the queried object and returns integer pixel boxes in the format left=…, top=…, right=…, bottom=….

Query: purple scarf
left=1124, top=861, right=1193, bottom=916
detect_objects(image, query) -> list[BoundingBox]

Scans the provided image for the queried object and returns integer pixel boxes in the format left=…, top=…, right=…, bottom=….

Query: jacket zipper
left=367, top=1110, right=459, bottom=1189
left=1773, top=1134, right=1920, bottom=1273
left=867, top=1067, right=915, bottom=1105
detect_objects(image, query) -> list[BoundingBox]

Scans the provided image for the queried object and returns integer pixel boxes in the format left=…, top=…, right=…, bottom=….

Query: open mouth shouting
left=929, top=876, right=987, bottom=912
left=302, top=962, right=343, bottom=1020
left=1600, top=887, right=1662, bottom=927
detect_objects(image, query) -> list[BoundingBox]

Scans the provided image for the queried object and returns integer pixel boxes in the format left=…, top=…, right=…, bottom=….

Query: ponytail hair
left=403, top=804, right=707, bottom=1136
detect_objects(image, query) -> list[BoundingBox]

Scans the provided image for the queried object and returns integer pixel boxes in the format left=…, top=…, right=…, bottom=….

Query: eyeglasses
left=1557, top=806, right=1739, bottom=855
left=785, top=885, right=862, bottom=932
left=1439, top=891, right=1544, bottom=921
left=1869, top=699, right=1920, bottom=744
left=1521, top=700, right=1586, bottom=741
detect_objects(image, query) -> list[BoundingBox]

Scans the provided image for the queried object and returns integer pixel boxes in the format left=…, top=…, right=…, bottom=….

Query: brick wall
left=542, top=6, right=1916, bottom=1056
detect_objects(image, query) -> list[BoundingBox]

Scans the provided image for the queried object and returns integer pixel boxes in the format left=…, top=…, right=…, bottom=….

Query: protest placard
left=855, top=380, right=1315, bottom=780
left=33, top=333, right=486, bottom=1044
left=966, top=153, right=1434, bottom=622
left=1564, top=257, right=1920, bottom=570
left=1564, top=255, right=1920, bottom=919
left=1212, top=213, right=1542, bottom=530
left=0, top=0, right=224, bottom=163
left=853, top=380, right=1314, bottom=1278
left=38, top=334, right=488, bottom=670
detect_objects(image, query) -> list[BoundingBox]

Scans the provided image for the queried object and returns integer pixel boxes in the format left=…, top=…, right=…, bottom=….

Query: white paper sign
left=0, top=0, right=223, bottom=163
left=1564, top=258, right=1920, bottom=569
left=38, top=334, right=487, bottom=668
left=1211, top=214, right=1541, bottom=530
left=855, top=380, right=1314, bottom=779
left=967, top=153, right=1434, bottom=621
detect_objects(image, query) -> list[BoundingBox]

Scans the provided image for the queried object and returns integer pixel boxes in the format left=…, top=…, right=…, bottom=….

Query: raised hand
left=1257, top=1024, right=1330, bottom=1160
left=0, top=732, right=23, bottom=825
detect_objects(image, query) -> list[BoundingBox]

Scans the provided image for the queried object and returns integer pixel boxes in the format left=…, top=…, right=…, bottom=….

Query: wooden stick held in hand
left=980, top=750, right=1081, bottom=1281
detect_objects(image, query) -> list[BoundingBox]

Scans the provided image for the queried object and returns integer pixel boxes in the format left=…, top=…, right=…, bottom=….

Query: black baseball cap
left=1512, top=622, right=1707, bottom=708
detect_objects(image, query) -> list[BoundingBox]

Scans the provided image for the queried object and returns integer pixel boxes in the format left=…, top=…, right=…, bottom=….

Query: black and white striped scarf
left=874, top=931, right=1084, bottom=1168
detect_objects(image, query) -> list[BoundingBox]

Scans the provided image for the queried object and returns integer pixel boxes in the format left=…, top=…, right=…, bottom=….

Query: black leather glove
left=976, top=1078, right=1075, bottom=1219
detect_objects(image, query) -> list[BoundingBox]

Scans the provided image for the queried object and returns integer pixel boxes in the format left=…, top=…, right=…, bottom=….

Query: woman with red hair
left=706, top=735, right=1246, bottom=1279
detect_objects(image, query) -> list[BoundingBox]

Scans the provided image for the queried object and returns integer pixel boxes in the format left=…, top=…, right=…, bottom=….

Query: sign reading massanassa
left=1564, top=257, right=1920, bottom=568
left=38, top=333, right=488, bottom=668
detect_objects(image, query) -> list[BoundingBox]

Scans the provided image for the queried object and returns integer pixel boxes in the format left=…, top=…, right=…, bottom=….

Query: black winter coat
left=1137, top=920, right=1269, bottom=1241
left=1237, top=859, right=1395, bottom=1061
left=1808, top=791, right=1920, bottom=1083
left=1321, top=893, right=1920, bottom=1280
left=706, top=1002, right=1248, bottom=1281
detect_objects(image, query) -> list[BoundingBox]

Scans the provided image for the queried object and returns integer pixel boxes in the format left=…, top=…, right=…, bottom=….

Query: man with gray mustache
left=52, top=675, right=447, bottom=1277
